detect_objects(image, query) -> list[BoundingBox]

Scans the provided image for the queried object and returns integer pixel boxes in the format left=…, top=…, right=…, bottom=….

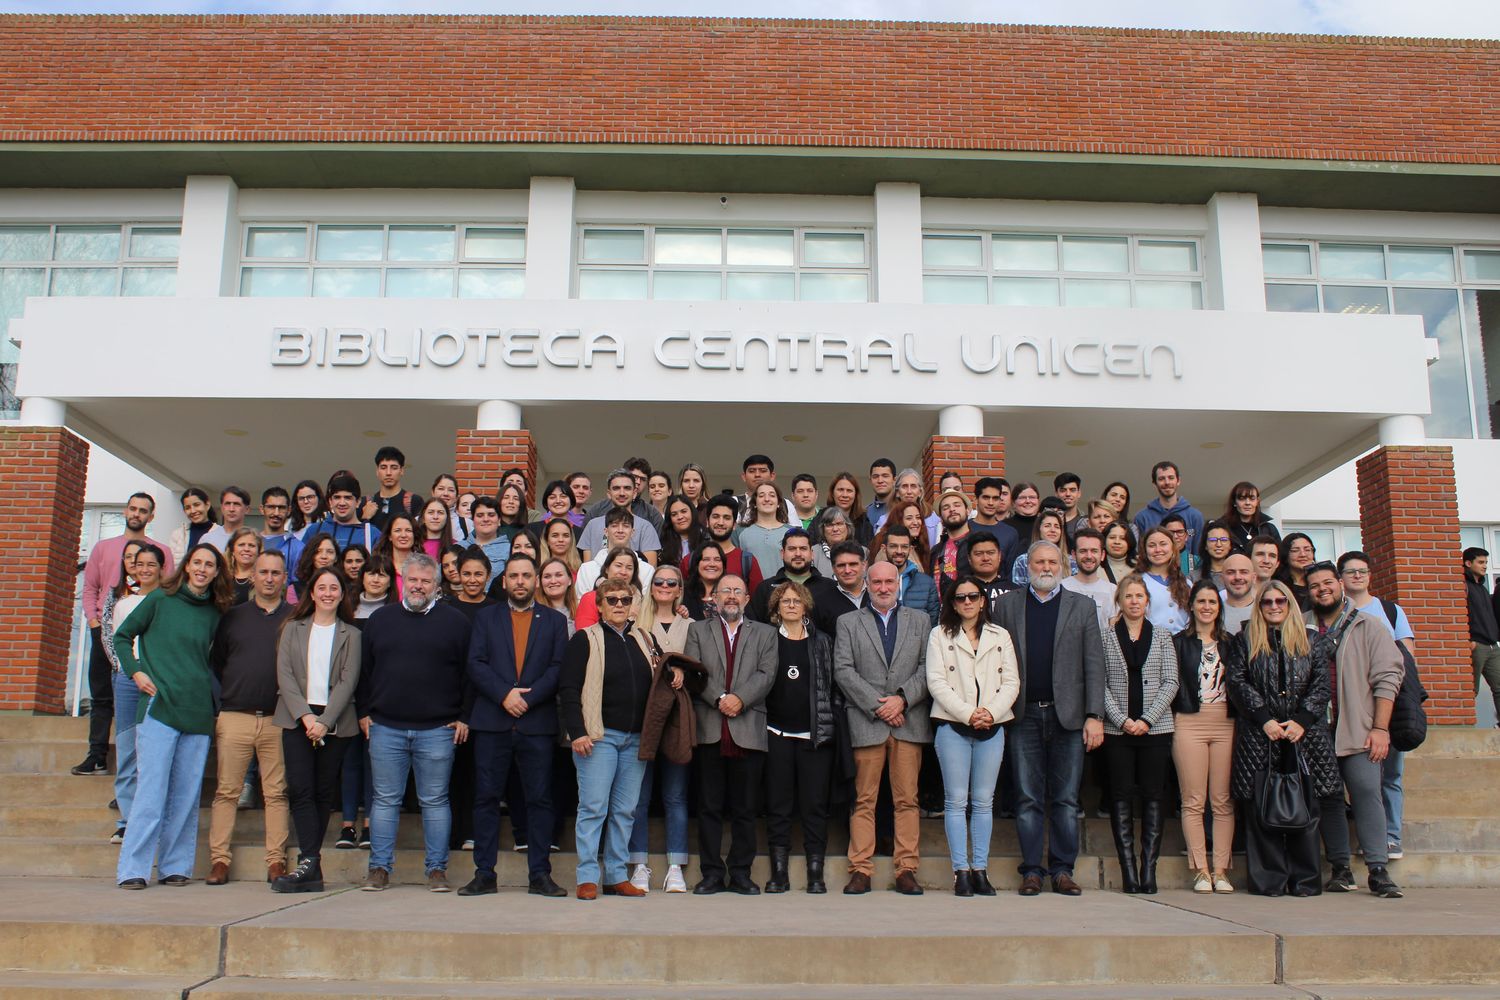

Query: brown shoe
left=1018, top=874, right=1044, bottom=896
left=893, top=870, right=924, bottom=895
left=361, top=868, right=389, bottom=891
left=605, top=880, right=646, bottom=897
left=576, top=882, right=599, bottom=900
left=843, top=872, right=872, bottom=895
left=427, top=869, right=452, bottom=892
left=1052, top=873, right=1083, bottom=896
left=266, top=862, right=286, bottom=884
left=205, top=862, right=230, bottom=886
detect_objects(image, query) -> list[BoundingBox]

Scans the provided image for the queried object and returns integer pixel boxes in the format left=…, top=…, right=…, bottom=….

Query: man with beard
left=684, top=494, right=763, bottom=593
left=257, top=486, right=303, bottom=585
left=1218, top=554, right=1257, bottom=635
left=686, top=575, right=777, bottom=895
left=1303, top=562, right=1405, bottom=899
left=992, top=541, right=1105, bottom=897
left=748, top=528, right=839, bottom=627
left=883, top=526, right=939, bottom=629
left=1059, top=528, right=1115, bottom=629
left=930, top=489, right=974, bottom=593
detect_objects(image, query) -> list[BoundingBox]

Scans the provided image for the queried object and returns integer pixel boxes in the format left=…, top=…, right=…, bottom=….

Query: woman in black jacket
left=1221, top=481, right=1280, bottom=555
left=762, top=580, right=837, bottom=895
left=1225, top=579, right=1341, bottom=897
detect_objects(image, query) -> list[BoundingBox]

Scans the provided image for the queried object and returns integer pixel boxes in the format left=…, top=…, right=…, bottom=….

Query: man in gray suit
left=992, top=541, right=1106, bottom=897
left=684, top=575, right=777, bottom=895
left=833, top=560, right=933, bottom=895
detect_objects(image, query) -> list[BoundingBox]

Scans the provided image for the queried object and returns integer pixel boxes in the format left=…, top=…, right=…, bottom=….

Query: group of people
left=77, top=448, right=1424, bottom=900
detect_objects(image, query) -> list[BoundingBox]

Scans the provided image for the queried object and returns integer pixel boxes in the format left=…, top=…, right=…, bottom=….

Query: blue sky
left=5, top=0, right=1499, bottom=40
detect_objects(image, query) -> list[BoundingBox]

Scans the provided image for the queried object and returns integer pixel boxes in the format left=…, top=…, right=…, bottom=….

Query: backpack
left=1380, top=600, right=1428, bottom=752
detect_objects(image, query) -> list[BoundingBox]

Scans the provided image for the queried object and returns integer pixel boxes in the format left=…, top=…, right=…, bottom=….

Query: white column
left=937, top=404, right=984, bottom=437
left=18, top=396, right=65, bottom=426
left=524, top=177, right=576, bottom=300
left=175, top=176, right=240, bottom=296
left=1204, top=192, right=1264, bottom=312
left=873, top=182, right=923, bottom=304
left=1378, top=414, right=1426, bottom=446
left=477, top=400, right=523, bottom=431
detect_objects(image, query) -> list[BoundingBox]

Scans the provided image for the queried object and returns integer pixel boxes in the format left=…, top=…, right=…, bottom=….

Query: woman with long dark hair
left=1197, top=520, right=1235, bottom=588
left=1103, top=521, right=1137, bottom=584
left=102, top=541, right=165, bottom=846
left=820, top=472, right=875, bottom=546
left=677, top=463, right=709, bottom=511
left=658, top=495, right=705, bottom=566
left=291, top=534, right=339, bottom=603
left=288, top=480, right=327, bottom=541
left=417, top=498, right=456, bottom=561
left=1277, top=532, right=1317, bottom=612
left=684, top=542, right=726, bottom=621
left=1137, top=526, right=1191, bottom=633
left=1172, top=579, right=1237, bottom=894
left=1222, top=481, right=1279, bottom=555
left=1006, top=482, right=1041, bottom=543
left=168, top=488, right=217, bottom=564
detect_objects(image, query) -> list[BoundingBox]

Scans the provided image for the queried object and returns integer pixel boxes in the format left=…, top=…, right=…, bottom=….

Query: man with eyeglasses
left=685, top=575, right=777, bottom=895
left=257, top=486, right=304, bottom=587
left=1303, top=561, right=1405, bottom=899
left=579, top=468, right=662, bottom=566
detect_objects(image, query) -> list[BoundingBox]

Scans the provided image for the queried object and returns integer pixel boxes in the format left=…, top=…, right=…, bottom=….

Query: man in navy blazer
left=459, top=554, right=569, bottom=898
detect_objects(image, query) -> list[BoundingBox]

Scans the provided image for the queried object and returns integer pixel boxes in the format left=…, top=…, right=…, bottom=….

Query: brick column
left=0, top=427, right=88, bottom=713
left=919, top=434, right=1006, bottom=501
left=1356, top=445, right=1473, bottom=725
left=454, top=429, right=538, bottom=507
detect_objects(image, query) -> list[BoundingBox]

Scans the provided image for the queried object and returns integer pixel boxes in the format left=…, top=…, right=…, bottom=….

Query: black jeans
left=281, top=727, right=351, bottom=861
left=87, top=626, right=114, bottom=762
left=695, top=745, right=764, bottom=879
left=764, top=731, right=833, bottom=857
left=1102, top=733, right=1173, bottom=803
left=473, top=729, right=555, bottom=881
left=448, top=737, right=475, bottom=849
left=1245, top=800, right=1323, bottom=896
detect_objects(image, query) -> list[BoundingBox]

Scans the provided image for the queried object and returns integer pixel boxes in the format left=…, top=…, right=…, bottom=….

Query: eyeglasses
left=652, top=579, right=680, bottom=589
left=1341, top=567, right=1370, bottom=577
left=602, top=595, right=633, bottom=608
left=954, top=592, right=984, bottom=603
left=1259, top=597, right=1289, bottom=609
left=717, top=587, right=747, bottom=596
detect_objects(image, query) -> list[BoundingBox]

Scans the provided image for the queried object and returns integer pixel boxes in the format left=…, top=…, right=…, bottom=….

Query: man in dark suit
left=684, top=575, right=777, bottom=895
left=991, top=540, right=1106, bottom=897
left=459, top=553, right=569, bottom=898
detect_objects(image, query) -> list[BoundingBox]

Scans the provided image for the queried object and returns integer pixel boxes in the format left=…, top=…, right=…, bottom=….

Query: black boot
left=271, top=856, right=324, bottom=894
left=1109, top=801, right=1141, bottom=894
left=972, top=870, right=996, bottom=896
left=766, top=847, right=791, bottom=894
left=1367, top=865, right=1403, bottom=899
left=805, top=854, right=826, bottom=894
left=953, top=870, right=974, bottom=897
left=1139, top=800, right=1165, bottom=895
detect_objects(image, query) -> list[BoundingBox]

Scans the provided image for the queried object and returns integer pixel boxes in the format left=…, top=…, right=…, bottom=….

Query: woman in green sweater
left=113, top=543, right=234, bottom=889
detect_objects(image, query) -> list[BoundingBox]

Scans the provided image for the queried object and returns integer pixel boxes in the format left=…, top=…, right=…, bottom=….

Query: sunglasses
left=1259, top=597, right=1289, bottom=609
left=652, top=579, right=680, bottom=589
left=602, top=595, right=633, bottom=608
left=954, top=592, right=984, bottom=603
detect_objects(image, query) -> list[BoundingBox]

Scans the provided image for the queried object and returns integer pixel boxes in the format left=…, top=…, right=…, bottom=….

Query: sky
left=3, top=0, right=1499, bottom=40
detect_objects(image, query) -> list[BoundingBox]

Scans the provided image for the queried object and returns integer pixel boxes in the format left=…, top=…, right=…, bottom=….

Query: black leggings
left=764, top=732, right=834, bottom=856
left=1102, top=734, right=1172, bottom=803
left=281, top=728, right=351, bottom=861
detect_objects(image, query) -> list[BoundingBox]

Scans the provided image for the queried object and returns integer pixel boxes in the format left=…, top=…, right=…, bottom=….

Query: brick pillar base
left=920, top=434, right=1006, bottom=502
left=1356, top=445, right=1473, bottom=725
left=0, top=427, right=88, bottom=713
left=454, top=429, right=538, bottom=507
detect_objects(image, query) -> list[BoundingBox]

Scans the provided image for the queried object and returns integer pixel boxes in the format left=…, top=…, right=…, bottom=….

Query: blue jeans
left=368, top=723, right=456, bottom=875
left=340, top=732, right=373, bottom=824
left=629, top=758, right=690, bottom=866
left=1009, top=703, right=1085, bottom=878
left=933, top=723, right=1006, bottom=872
left=1382, top=750, right=1404, bottom=849
left=111, top=671, right=142, bottom=827
left=573, top=729, right=647, bottom=886
left=116, top=710, right=210, bottom=883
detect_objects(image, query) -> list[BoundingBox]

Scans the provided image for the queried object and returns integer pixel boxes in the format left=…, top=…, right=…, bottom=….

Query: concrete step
left=1399, top=754, right=1500, bottom=787
left=0, top=971, right=203, bottom=999
left=0, top=741, right=119, bottom=774
left=1097, top=851, right=1500, bottom=891
left=0, top=714, right=90, bottom=742
left=1408, top=728, right=1500, bottom=758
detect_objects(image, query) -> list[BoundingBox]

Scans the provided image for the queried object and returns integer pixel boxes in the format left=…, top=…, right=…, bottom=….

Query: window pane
left=652, top=271, right=721, bottom=301
left=1300, top=528, right=1336, bottom=561
left=923, top=235, right=983, bottom=269
left=578, top=269, right=647, bottom=300
left=803, top=232, right=866, bottom=266
left=1321, top=285, right=1389, bottom=315
left=1134, top=280, right=1202, bottom=310
left=1463, top=250, right=1500, bottom=282
left=240, top=267, right=310, bottom=297
left=311, top=267, right=380, bottom=297
left=0, top=268, right=46, bottom=322
left=387, top=226, right=455, bottom=262
left=128, top=228, right=181, bottom=260
left=49, top=268, right=116, bottom=296
left=1319, top=243, right=1385, bottom=281
left=121, top=267, right=176, bottom=296
left=315, top=226, right=383, bottom=262
left=1061, top=236, right=1128, bottom=274
left=1389, top=246, right=1455, bottom=282
left=923, top=274, right=988, bottom=304
left=1342, top=526, right=1362, bottom=555
left=800, top=272, right=868, bottom=302
left=0, top=226, right=50, bottom=262
left=652, top=229, right=720, bottom=266
left=1396, top=286, right=1471, bottom=438
left=1263, top=243, right=1313, bottom=277
left=1265, top=283, right=1319, bottom=313
left=54, top=226, right=121, bottom=262
left=992, top=235, right=1058, bottom=272
left=992, top=276, right=1059, bottom=307
left=1138, top=240, right=1198, bottom=273
left=726, top=271, right=794, bottom=300
left=458, top=268, right=524, bottom=299
left=1063, top=278, right=1131, bottom=308
left=385, top=268, right=453, bottom=298
left=464, top=228, right=526, bottom=261
left=581, top=229, right=645, bottom=263
left=245, top=227, right=307, bottom=260
left=1461, top=526, right=1487, bottom=551
left=726, top=230, right=794, bottom=266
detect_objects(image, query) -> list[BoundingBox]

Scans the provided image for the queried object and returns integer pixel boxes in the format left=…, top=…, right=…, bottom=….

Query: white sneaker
left=629, top=864, right=652, bottom=893
left=663, top=864, right=687, bottom=893
left=1213, top=873, right=1234, bottom=893
left=1192, top=871, right=1213, bottom=894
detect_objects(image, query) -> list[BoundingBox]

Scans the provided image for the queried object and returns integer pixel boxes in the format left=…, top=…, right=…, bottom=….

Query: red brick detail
left=0, top=427, right=88, bottom=713
left=454, top=429, right=538, bottom=508
left=0, top=17, right=1497, bottom=164
left=1356, top=445, right=1472, bottom=726
left=920, top=435, right=1005, bottom=506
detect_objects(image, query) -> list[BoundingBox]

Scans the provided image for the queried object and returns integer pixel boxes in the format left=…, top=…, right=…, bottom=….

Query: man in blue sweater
left=1131, top=461, right=1205, bottom=551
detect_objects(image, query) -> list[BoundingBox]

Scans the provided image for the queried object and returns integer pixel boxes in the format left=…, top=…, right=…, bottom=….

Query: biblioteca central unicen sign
left=270, top=326, right=1185, bottom=379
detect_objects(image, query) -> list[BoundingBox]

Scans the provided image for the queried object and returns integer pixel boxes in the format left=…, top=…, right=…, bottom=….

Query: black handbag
left=1256, top=742, right=1316, bottom=832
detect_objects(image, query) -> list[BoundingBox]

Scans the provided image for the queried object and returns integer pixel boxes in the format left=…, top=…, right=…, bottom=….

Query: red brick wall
left=920, top=435, right=1006, bottom=506
left=0, top=17, right=1497, bottom=164
left=454, top=429, right=538, bottom=508
left=0, top=427, right=88, bottom=713
left=1356, top=445, right=1472, bottom=725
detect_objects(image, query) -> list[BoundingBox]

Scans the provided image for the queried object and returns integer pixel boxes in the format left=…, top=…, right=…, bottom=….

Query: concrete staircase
left=1, top=713, right=1498, bottom=998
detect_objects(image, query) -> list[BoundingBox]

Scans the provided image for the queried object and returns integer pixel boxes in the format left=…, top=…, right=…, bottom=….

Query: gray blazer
left=833, top=605, right=933, bottom=748
left=991, top=588, right=1106, bottom=730
left=684, top=617, right=777, bottom=753
left=273, top=617, right=362, bottom=738
left=1101, top=621, right=1178, bottom=736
